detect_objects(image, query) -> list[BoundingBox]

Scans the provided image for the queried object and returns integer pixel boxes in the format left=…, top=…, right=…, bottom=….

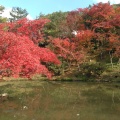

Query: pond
left=0, top=81, right=120, bottom=120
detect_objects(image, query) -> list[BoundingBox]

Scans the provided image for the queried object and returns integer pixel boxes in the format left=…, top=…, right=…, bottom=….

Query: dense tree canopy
left=39, top=11, right=68, bottom=38
left=0, top=2, right=120, bottom=80
left=0, top=18, right=60, bottom=79
left=1, top=18, right=50, bottom=44
left=48, top=2, right=120, bottom=77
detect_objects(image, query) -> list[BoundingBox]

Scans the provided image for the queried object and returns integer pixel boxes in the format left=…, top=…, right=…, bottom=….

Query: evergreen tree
left=10, top=7, right=28, bottom=21
left=0, top=5, right=7, bottom=23
left=0, top=5, right=4, bottom=14
left=39, top=11, right=68, bottom=38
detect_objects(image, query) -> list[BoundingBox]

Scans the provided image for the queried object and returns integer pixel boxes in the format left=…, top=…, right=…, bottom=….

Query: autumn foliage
left=1, top=18, right=50, bottom=44
left=65, top=3, right=120, bottom=59
left=0, top=19, right=60, bottom=79
left=49, top=2, right=120, bottom=76
left=0, top=2, right=120, bottom=80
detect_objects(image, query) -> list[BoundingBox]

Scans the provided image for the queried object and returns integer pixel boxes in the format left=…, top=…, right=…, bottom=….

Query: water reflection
left=0, top=81, right=120, bottom=120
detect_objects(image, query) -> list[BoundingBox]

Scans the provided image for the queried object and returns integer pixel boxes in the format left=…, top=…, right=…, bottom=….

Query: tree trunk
left=118, top=58, right=120, bottom=71
left=109, top=51, right=113, bottom=68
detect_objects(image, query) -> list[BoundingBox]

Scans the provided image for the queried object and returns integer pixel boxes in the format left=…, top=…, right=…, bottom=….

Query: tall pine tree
left=10, top=7, right=28, bottom=21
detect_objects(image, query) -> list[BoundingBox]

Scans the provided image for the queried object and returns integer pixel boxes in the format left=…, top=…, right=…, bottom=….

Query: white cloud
left=1, top=8, right=12, bottom=18
left=1, top=8, right=33, bottom=20
left=93, top=0, right=120, bottom=4
left=26, top=14, right=33, bottom=20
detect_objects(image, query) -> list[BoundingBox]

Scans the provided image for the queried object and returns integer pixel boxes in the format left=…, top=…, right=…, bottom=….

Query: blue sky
left=0, top=0, right=120, bottom=19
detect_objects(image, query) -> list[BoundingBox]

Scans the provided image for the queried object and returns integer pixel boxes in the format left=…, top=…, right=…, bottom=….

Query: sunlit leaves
left=1, top=18, right=50, bottom=44
left=0, top=30, right=60, bottom=79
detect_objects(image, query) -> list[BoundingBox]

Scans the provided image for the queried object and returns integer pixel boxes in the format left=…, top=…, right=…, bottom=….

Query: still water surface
left=0, top=81, right=120, bottom=120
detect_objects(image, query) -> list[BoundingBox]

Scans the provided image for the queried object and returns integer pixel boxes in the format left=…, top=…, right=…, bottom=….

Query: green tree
left=0, top=5, right=4, bottom=14
left=0, top=5, right=7, bottom=23
left=10, top=7, right=28, bottom=21
left=39, top=11, right=68, bottom=38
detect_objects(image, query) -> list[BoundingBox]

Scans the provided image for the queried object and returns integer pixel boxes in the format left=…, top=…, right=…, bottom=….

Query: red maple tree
left=52, top=2, right=120, bottom=70
left=1, top=18, right=50, bottom=44
left=0, top=18, right=60, bottom=79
